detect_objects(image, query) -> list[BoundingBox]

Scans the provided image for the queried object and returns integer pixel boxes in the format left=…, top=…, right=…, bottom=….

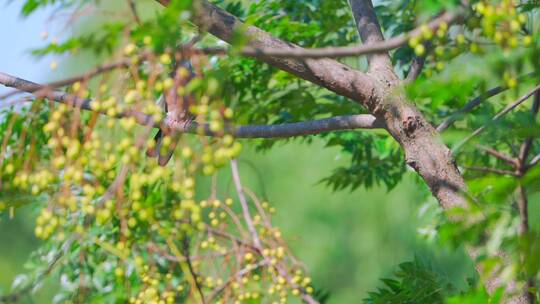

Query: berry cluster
left=408, top=0, right=533, bottom=78
left=0, top=41, right=313, bottom=303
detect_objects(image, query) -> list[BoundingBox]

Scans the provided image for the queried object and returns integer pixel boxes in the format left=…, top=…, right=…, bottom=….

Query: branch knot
left=403, top=115, right=421, bottom=136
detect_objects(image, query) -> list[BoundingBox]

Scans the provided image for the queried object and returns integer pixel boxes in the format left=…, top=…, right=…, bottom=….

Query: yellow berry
left=124, top=43, right=136, bottom=56
left=414, top=44, right=425, bottom=56
left=160, top=54, right=172, bottom=65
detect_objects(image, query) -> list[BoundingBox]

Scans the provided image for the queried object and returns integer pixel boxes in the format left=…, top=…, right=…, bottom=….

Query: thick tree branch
left=229, top=114, right=384, bottom=138
left=0, top=72, right=382, bottom=139
left=193, top=10, right=462, bottom=60
left=348, top=0, right=394, bottom=74
left=156, top=0, right=379, bottom=110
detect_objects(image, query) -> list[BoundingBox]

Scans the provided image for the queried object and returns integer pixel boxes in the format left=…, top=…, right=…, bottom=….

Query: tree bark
left=348, top=0, right=395, bottom=75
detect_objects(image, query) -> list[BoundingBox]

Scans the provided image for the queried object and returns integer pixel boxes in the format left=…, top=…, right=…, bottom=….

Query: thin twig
left=181, top=237, right=206, bottom=304
left=230, top=159, right=262, bottom=249
left=463, top=166, right=519, bottom=176
left=126, top=0, right=142, bottom=24
left=476, top=145, right=518, bottom=168
left=527, top=154, right=540, bottom=169
left=518, top=92, right=540, bottom=172
left=200, top=9, right=463, bottom=59
left=206, top=260, right=267, bottom=302
left=167, top=238, right=206, bottom=304
left=437, top=71, right=536, bottom=131
left=453, top=84, right=540, bottom=152
left=0, top=59, right=135, bottom=100
left=204, top=227, right=259, bottom=252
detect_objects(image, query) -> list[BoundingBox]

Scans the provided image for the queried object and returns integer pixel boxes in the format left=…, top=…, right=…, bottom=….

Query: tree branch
left=0, top=72, right=382, bottom=139
left=516, top=185, right=535, bottom=303
left=437, top=72, right=537, bottom=132
left=463, top=166, right=519, bottom=176
left=517, top=92, right=540, bottom=171
left=514, top=91, right=538, bottom=304
left=230, top=159, right=262, bottom=249
left=229, top=159, right=319, bottom=304
left=405, top=56, right=426, bottom=83
left=348, top=0, right=393, bottom=73
left=228, top=114, right=384, bottom=138
left=0, top=59, right=133, bottom=100
left=527, top=153, right=540, bottom=169
left=476, top=145, right=518, bottom=168
left=126, top=0, right=142, bottom=24
left=454, top=84, right=540, bottom=151
left=191, top=9, right=462, bottom=60
left=155, top=0, right=378, bottom=109
left=181, top=238, right=206, bottom=304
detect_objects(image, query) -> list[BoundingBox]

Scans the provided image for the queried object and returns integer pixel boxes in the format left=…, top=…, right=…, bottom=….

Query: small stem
left=181, top=238, right=206, bottom=304
left=463, top=166, right=519, bottom=176
left=477, top=145, right=519, bottom=168
left=230, top=159, right=262, bottom=249
left=126, top=0, right=142, bottom=24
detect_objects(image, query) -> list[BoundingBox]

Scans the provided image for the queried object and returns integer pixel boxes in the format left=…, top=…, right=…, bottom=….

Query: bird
left=147, top=59, right=195, bottom=166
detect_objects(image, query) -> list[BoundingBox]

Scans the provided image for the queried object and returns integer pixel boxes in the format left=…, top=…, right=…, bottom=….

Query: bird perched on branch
left=147, top=59, right=195, bottom=166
